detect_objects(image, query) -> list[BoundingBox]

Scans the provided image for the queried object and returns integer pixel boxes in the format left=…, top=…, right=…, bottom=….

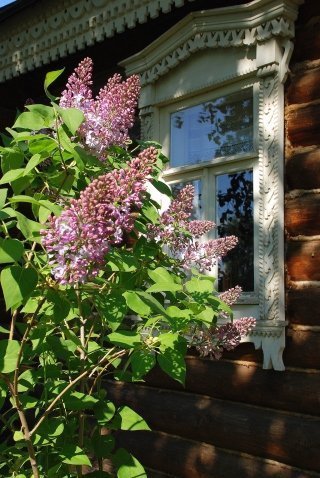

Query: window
left=121, top=0, right=302, bottom=370
left=163, top=85, right=257, bottom=300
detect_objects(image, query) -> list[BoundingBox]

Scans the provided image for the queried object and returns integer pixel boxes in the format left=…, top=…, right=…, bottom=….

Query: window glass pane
left=170, top=88, right=253, bottom=167
left=216, top=170, right=254, bottom=292
left=170, top=179, right=202, bottom=220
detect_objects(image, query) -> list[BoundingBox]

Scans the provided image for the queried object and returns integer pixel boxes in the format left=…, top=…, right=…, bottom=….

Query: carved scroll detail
left=258, top=71, right=282, bottom=324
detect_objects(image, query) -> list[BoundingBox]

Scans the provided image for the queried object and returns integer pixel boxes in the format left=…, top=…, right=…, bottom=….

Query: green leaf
left=91, top=433, right=115, bottom=458
left=136, top=291, right=166, bottom=316
left=147, top=267, right=182, bottom=293
left=0, top=339, right=20, bottom=373
left=116, top=405, right=150, bottom=431
left=185, top=277, right=213, bottom=294
left=0, top=266, right=38, bottom=310
left=57, top=106, right=84, bottom=135
left=64, top=391, right=98, bottom=410
left=24, top=153, right=42, bottom=175
left=13, top=112, right=46, bottom=131
left=95, top=291, right=127, bottom=331
left=26, top=104, right=55, bottom=127
left=13, top=431, right=24, bottom=441
left=44, top=68, right=65, bottom=101
left=59, top=444, right=91, bottom=466
left=94, top=400, right=116, bottom=425
left=114, top=448, right=147, bottom=478
left=36, top=417, right=64, bottom=438
left=196, top=306, right=215, bottom=325
left=108, top=330, right=141, bottom=349
left=151, top=178, right=172, bottom=197
left=0, top=238, right=24, bottom=263
left=0, top=188, right=8, bottom=209
left=123, top=291, right=150, bottom=317
left=0, top=381, right=6, bottom=410
left=1, top=149, right=24, bottom=174
left=157, top=348, right=186, bottom=385
left=0, top=168, right=25, bottom=184
left=18, top=369, right=37, bottom=392
left=141, top=202, right=159, bottom=224
left=107, top=250, right=138, bottom=272
left=131, top=351, right=155, bottom=380
left=16, top=212, right=42, bottom=243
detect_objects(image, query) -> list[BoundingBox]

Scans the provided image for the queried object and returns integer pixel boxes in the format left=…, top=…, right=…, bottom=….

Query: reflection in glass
left=216, top=170, right=254, bottom=292
left=170, top=179, right=202, bottom=220
left=170, top=88, right=253, bottom=167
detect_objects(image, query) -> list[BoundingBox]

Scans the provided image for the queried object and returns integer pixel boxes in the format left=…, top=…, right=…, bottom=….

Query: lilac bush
left=0, top=58, right=255, bottom=478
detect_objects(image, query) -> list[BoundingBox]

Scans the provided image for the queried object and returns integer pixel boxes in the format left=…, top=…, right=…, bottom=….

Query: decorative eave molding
left=0, top=0, right=194, bottom=84
left=120, top=0, right=303, bottom=86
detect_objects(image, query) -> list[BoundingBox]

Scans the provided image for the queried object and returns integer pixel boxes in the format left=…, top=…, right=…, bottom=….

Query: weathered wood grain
left=106, top=381, right=320, bottom=472
left=144, top=358, right=320, bottom=416
left=285, top=328, right=320, bottom=369
left=285, top=147, right=320, bottom=190
left=287, top=287, right=320, bottom=326
left=115, top=430, right=320, bottom=478
left=285, top=193, right=320, bottom=236
left=286, top=102, right=320, bottom=148
left=287, top=67, right=320, bottom=105
left=286, top=240, right=320, bottom=281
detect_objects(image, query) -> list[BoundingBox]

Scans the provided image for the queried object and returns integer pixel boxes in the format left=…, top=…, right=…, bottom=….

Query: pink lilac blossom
left=195, top=317, right=256, bottom=360
left=60, top=58, right=140, bottom=159
left=147, top=185, right=238, bottom=272
left=42, top=147, right=158, bottom=284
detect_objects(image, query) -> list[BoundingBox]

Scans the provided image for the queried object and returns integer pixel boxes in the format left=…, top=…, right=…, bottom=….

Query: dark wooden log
left=106, top=381, right=320, bottom=472
left=144, top=358, right=320, bottom=416
left=293, top=0, right=320, bottom=27
left=286, top=287, right=320, bottom=326
left=285, top=147, right=320, bottom=190
left=287, top=67, right=320, bottom=105
left=291, top=22, right=320, bottom=64
left=285, top=193, right=320, bottom=236
left=285, top=328, right=320, bottom=369
left=286, top=240, right=320, bottom=281
left=286, top=102, right=320, bottom=148
left=115, top=430, right=320, bottom=478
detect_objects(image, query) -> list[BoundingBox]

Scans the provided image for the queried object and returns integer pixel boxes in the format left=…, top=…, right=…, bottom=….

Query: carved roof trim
left=120, top=0, right=303, bottom=85
left=0, top=0, right=194, bottom=84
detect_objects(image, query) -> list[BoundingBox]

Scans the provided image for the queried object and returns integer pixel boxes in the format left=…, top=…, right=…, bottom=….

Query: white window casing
left=120, top=0, right=303, bottom=371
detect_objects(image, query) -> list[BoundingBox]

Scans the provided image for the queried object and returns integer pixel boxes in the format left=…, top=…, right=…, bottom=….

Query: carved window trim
left=120, top=0, right=303, bottom=370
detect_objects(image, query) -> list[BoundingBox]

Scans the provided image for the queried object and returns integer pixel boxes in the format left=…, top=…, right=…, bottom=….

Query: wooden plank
left=285, top=328, right=320, bottom=369
left=285, top=193, right=320, bottom=236
left=117, top=432, right=320, bottom=478
left=144, top=358, right=320, bottom=416
left=286, top=240, right=320, bottom=281
left=287, top=67, right=320, bottom=105
left=291, top=22, right=320, bottom=64
left=106, top=381, right=320, bottom=472
left=287, top=287, right=320, bottom=326
left=286, top=102, right=320, bottom=148
left=285, top=147, right=320, bottom=190
left=115, top=430, right=320, bottom=478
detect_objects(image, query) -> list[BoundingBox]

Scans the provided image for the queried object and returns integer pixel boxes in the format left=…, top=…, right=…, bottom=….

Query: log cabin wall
left=107, top=1, right=320, bottom=476
left=0, top=0, right=319, bottom=476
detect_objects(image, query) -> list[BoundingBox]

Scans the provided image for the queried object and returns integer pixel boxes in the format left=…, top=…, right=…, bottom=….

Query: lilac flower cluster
left=42, top=147, right=158, bottom=284
left=147, top=185, right=238, bottom=272
left=194, top=317, right=256, bottom=360
left=60, top=57, right=140, bottom=159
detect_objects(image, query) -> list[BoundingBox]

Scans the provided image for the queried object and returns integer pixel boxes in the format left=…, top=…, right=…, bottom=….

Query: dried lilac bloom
left=147, top=185, right=238, bottom=272
left=42, top=147, right=158, bottom=284
left=60, top=58, right=140, bottom=159
left=194, top=317, right=256, bottom=360
left=218, top=286, right=242, bottom=306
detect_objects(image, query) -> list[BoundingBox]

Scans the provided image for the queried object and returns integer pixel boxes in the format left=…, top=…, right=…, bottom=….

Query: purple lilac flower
left=194, top=317, right=256, bottom=359
left=60, top=58, right=140, bottom=159
left=147, top=185, right=238, bottom=272
left=42, top=147, right=158, bottom=284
